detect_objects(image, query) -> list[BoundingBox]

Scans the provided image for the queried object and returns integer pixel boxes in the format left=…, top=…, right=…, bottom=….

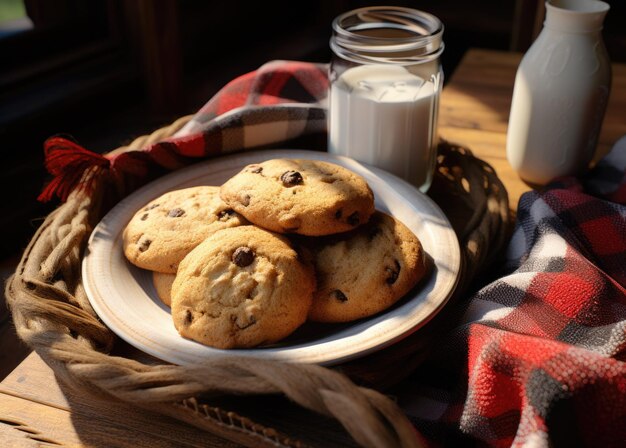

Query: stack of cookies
left=123, top=159, right=428, bottom=349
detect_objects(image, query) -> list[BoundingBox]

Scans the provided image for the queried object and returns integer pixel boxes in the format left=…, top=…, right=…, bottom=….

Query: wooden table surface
left=439, top=49, right=626, bottom=210
left=2, top=48, right=625, bottom=447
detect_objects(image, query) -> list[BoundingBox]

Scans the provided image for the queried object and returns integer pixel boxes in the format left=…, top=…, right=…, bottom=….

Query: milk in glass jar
left=328, top=6, right=444, bottom=192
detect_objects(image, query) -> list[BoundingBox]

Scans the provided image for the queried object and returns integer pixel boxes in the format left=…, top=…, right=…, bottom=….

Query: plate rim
left=82, top=149, right=461, bottom=366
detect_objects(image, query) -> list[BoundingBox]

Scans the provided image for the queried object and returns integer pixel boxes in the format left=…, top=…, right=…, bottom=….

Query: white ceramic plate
left=83, top=150, right=461, bottom=366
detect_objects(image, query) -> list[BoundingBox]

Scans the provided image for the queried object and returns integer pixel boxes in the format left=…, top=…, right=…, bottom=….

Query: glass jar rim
left=331, top=6, right=444, bottom=60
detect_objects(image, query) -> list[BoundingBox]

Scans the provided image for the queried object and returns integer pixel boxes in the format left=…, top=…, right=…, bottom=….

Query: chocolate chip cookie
left=307, top=211, right=427, bottom=323
left=220, top=159, right=375, bottom=235
left=152, top=271, right=175, bottom=306
left=123, top=186, right=247, bottom=273
left=171, top=226, right=315, bottom=349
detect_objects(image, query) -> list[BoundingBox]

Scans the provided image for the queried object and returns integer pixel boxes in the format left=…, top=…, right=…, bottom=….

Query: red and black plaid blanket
left=403, top=139, right=626, bottom=447
left=40, top=62, right=626, bottom=447
left=39, top=61, right=328, bottom=202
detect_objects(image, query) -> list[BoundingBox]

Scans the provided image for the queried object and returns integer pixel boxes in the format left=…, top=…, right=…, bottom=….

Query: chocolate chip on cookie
left=281, top=170, right=303, bottom=187
left=307, top=211, right=427, bottom=323
left=138, top=238, right=152, bottom=252
left=171, top=226, right=315, bottom=349
left=123, top=186, right=247, bottom=273
left=232, top=246, right=255, bottom=267
left=220, top=159, right=375, bottom=236
left=385, top=260, right=401, bottom=284
left=333, top=290, right=348, bottom=302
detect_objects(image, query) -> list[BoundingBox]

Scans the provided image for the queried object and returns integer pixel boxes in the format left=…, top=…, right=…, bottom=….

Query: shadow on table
left=59, top=342, right=358, bottom=448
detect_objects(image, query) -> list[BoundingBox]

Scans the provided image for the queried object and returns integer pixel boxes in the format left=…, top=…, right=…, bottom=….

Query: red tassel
left=38, top=136, right=110, bottom=202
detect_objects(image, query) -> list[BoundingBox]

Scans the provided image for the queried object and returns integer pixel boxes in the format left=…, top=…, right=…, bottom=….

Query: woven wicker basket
left=6, top=116, right=509, bottom=447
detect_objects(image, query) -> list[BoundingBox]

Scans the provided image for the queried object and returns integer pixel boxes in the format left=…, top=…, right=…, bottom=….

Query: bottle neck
left=544, top=0, right=609, bottom=34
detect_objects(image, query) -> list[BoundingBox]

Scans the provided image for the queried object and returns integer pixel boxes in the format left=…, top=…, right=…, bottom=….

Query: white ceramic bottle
left=506, top=0, right=611, bottom=185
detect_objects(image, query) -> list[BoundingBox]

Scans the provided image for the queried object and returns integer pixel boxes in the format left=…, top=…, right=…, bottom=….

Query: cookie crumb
left=236, top=315, right=257, bottom=329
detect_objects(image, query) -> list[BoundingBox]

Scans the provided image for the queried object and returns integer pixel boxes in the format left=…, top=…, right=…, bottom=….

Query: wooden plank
left=123, top=0, right=183, bottom=113
left=440, top=49, right=626, bottom=211
left=510, top=0, right=544, bottom=52
left=448, top=49, right=522, bottom=84
left=0, top=391, right=231, bottom=448
left=2, top=353, right=70, bottom=409
left=3, top=353, right=353, bottom=448
left=1, top=354, right=241, bottom=448
left=0, top=393, right=66, bottom=448
left=440, top=87, right=512, bottom=133
left=443, top=49, right=626, bottom=144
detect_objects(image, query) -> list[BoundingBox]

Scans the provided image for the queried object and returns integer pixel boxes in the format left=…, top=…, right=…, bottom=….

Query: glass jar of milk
left=328, top=6, right=444, bottom=192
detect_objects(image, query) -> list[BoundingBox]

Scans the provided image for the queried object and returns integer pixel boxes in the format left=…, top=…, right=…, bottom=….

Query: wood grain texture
left=439, top=48, right=626, bottom=211
left=1, top=353, right=241, bottom=448
left=2, top=353, right=355, bottom=447
left=123, top=0, right=183, bottom=113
